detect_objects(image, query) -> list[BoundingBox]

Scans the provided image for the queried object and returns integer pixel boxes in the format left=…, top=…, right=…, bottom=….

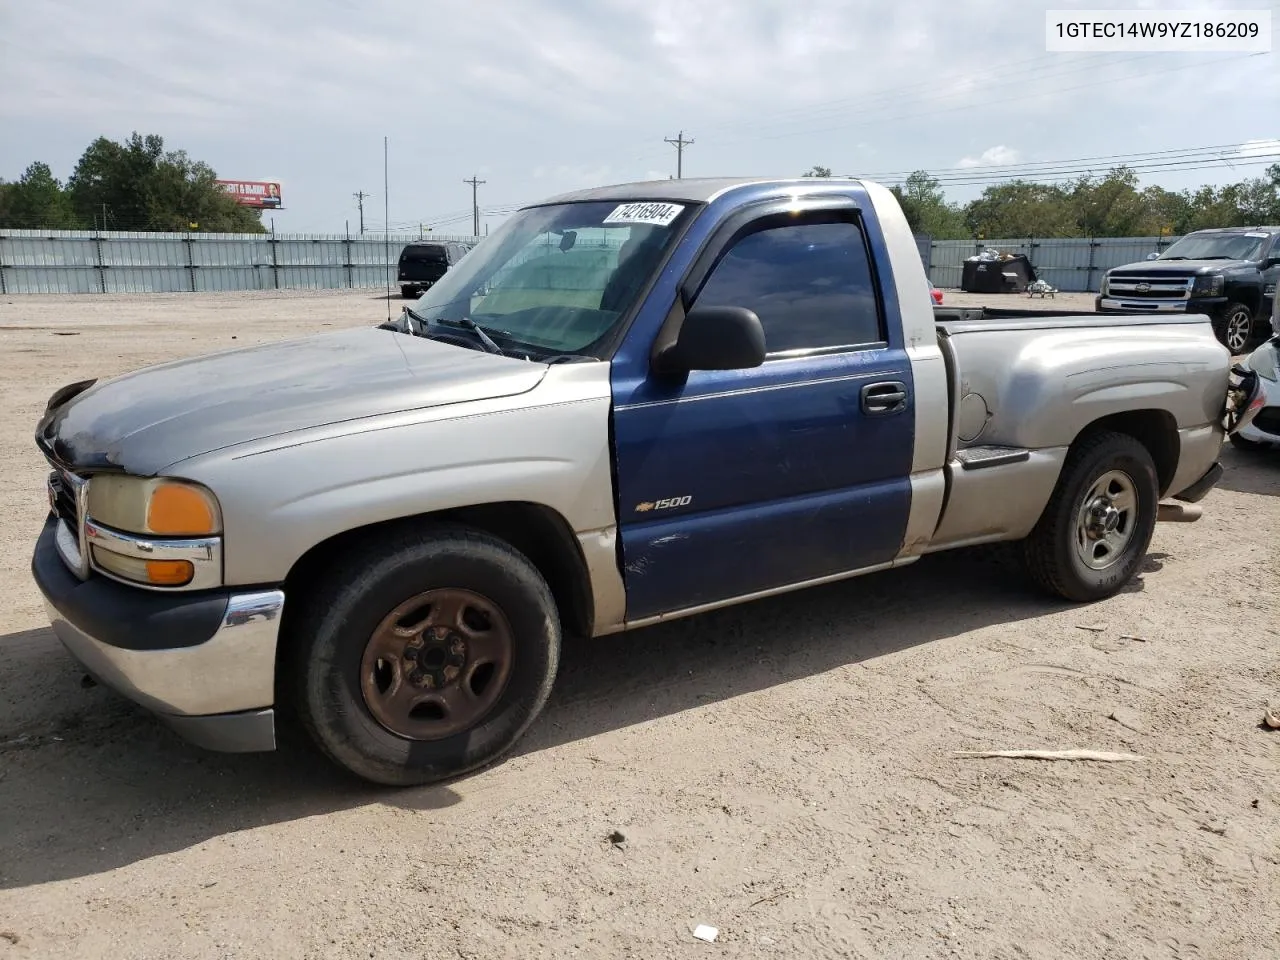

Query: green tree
left=1137, top=185, right=1192, bottom=236
left=0, top=162, right=79, bottom=229
left=963, top=181, right=1076, bottom=238
left=67, top=132, right=264, bottom=232
left=803, top=165, right=832, bottom=177
left=891, top=170, right=967, bottom=238
left=1069, top=167, right=1150, bottom=237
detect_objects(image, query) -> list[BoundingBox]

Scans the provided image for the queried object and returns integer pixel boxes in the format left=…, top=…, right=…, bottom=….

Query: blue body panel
left=609, top=183, right=916, bottom=620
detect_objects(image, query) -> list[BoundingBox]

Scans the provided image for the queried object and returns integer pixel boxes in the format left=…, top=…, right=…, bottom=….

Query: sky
left=1, top=0, right=1277, bottom=235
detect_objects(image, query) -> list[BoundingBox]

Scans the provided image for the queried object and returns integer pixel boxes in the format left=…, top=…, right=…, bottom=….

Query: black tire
left=1229, top=432, right=1263, bottom=451
left=1213, top=302, right=1254, bottom=355
left=400, top=285, right=416, bottom=299
left=288, top=525, right=560, bottom=786
left=1019, top=431, right=1159, bottom=603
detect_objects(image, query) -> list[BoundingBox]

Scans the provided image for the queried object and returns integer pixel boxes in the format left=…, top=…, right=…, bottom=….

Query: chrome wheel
left=1224, top=307, right=1252, bottom=354
left=1075, top=470, right=1137, bottom=571
left=360, top=588, right=514, bottom=741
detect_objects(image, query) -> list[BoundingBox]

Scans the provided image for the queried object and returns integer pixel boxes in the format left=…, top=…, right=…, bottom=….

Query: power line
left=664, top=130, right=694, bottom=179
left=870, top=153, right=1280, bottom=190
left=855, top=141, right=1280, bottom=182
left=463, top=176, right=487, bottom=237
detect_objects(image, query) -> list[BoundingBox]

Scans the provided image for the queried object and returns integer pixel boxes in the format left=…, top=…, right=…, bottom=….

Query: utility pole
left=353, top=190, right=369, bottom=234
left=463, top=176, right=486, bottom=238
left=664, top=130, right=694, bottom=179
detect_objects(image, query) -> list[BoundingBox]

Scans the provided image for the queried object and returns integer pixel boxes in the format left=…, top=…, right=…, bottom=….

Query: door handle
left=861, top=381, right=908, bottom=415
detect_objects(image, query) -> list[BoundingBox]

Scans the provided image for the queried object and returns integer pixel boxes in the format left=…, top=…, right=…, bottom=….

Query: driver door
left=610, top=208, right=915, bottom=621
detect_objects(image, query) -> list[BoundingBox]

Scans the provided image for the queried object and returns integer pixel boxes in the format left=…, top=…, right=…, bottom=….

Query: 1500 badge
left=634, top=496, right=693, bottom=513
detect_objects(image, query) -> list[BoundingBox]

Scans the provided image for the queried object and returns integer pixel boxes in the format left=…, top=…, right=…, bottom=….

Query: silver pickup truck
left=30, top=177, right=1232, bottom=785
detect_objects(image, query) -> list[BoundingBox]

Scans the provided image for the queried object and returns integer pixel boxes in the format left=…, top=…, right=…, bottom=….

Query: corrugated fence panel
left=3, top=229, right=1184, bottom=296
left=99, top=233, right=189, bottom=293
left=191, top=235, right=272, bottom=292
left=1029, top=239, right=1091, bottom=292
left=0, top=234, right=100, bottom=293
left=925, top=235, right=1185, bottom=291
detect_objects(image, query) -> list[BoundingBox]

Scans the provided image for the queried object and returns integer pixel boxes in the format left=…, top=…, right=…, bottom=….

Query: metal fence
left=918, top=235, right=1182, bottom=293
left=0, top=229, right=480, bottom=295
left=1, top=228, right=1182, bottom=296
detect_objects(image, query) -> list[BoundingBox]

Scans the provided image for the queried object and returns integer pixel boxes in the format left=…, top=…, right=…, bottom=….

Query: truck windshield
left=409, top=200, right=694, bottom=358
left=1159, top=232, right=1269, bottom=261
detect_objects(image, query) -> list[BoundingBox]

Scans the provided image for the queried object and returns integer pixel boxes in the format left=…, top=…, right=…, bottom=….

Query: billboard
left=216, top=180, right=283, bottom=209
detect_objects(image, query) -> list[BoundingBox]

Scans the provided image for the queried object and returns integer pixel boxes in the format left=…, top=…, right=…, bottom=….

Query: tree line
left=0, top=133, right=266, bottom=233
left=803, top=164, right=1280, bottom=239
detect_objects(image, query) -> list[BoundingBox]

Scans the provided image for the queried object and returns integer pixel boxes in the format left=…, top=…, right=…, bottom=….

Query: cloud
left=1, top=0, right=1275, bottom=230
left=957, top=146, right=1022, bottom=169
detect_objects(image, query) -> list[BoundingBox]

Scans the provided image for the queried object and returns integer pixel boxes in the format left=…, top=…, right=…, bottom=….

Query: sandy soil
left=0, top=290, right=1277, bottom=960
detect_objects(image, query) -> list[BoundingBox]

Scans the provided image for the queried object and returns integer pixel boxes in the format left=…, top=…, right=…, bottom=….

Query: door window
left=693, top=220, right=883, bottom=354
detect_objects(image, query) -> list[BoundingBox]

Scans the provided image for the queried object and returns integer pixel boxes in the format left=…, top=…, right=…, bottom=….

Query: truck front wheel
left=1214, top=302, right=1254, bottom=354
left=1020, top=431, right=1159, bottom=603
left=289, top=526, right=561, bottom=786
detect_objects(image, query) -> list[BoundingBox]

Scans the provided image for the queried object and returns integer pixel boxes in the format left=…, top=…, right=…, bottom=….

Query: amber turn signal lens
left=147, top=483, right=218, bottom=535
left=145, top=559, right=194, bottom=586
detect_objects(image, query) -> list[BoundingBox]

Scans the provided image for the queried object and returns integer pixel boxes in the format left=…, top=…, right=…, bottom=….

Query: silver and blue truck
left=31, top=177, right=1235, bottom=785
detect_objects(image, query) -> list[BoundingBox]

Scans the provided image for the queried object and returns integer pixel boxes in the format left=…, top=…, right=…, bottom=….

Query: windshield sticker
left=1244, top=232, right=1268, bottom=238
left=602, top=202, right=685, bottom=227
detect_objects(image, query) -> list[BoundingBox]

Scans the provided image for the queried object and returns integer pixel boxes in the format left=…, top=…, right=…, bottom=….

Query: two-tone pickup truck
left=31, top=177, right=1234, bottom=786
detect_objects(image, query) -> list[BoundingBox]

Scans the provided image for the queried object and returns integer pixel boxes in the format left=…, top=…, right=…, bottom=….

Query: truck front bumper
left=31, top=516, right=283, bottom=753
left=1096, top=295, right=1227, bottom=314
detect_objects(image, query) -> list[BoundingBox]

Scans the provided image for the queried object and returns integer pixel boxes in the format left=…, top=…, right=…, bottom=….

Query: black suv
left=1097, top=226, right=1280, bottom=353
left=398, top=241, right=472, bottom=299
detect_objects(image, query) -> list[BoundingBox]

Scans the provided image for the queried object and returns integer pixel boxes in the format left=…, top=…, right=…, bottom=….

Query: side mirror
left=656, top=306, right=766, bottom=374
left=1146, top=252, right=1160, bottom=261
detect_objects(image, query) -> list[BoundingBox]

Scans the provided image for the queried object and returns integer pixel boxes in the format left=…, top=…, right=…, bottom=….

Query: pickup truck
left=1097, top=225, right=1280, bottom=354
left=31, top=177, right=1233, bottom=786
left=398, top=240, right=471, bottom=299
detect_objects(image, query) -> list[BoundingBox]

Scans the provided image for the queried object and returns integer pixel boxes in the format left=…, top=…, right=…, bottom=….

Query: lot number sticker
left=602, top=202, right=685, bottom=226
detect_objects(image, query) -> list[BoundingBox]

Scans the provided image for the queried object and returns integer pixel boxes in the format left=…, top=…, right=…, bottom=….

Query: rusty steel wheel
left=290, top=525, right=561, bottom=786
left=360, top=588, right=514, bottom=741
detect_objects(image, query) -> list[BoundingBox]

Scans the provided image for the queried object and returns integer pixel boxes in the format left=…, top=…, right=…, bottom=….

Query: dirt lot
left=0, top=290, right=1277, bottom=960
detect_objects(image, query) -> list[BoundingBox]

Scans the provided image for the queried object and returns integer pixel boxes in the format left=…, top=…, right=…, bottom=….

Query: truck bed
left=920, top=307, right=1226, bottom=554
left=933, top=305, right=1210, bottom=326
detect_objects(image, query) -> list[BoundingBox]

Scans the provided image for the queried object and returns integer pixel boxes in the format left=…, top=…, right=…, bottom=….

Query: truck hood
left=36, top=327, right=548, bottom=476
left=1112, top=258, right=1255, bottom=274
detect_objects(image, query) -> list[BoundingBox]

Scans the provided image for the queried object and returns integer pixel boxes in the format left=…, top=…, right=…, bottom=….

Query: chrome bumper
left=1098, top=297, right=1189, bottom=313
left=43, top=587, right=284, bottom=753
left=45, top=589, right=284, bottom=719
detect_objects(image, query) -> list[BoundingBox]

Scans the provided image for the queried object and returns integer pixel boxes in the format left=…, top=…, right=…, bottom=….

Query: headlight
left=86, top=476, right=222, bottom=536
left=1099, top=275, right=1109, bottom=296
left=1192, top=275, right=1225, bottom=296
left=1246, top=343, right=1279, bottom=382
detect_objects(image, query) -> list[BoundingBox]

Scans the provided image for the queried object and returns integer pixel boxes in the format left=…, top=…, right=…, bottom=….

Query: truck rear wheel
left=1214, top=302, right=1254, bottom=354
left=289, top=525, right=560, bottom=786
left=1019, top=431, right=1159, bottom=603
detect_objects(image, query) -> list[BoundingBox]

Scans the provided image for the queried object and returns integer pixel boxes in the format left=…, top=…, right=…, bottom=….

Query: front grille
left=1107, top=272, right=1194, bottom=300
left=1252, top=407, right=1280, bottom=437
left=49, top=471, right=80, bottom=530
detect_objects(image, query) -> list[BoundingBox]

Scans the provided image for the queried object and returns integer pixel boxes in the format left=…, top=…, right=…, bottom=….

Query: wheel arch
left=1070, top=409, right=1179, bottom=496
left=279, top=500, right=596, bottom=648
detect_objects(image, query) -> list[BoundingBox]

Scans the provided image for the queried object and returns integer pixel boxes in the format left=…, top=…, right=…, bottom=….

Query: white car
left=1230, top=296, right=1280, bottom=449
